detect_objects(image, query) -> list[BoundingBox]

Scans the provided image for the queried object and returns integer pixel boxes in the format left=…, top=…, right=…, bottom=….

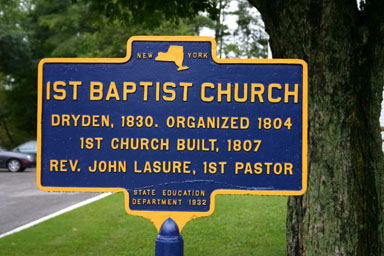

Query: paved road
left=0, top=168, right=99, bottom=235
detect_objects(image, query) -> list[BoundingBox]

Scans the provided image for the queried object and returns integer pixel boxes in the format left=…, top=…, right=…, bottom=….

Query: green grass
left=0, top=194, right=287, bottom=256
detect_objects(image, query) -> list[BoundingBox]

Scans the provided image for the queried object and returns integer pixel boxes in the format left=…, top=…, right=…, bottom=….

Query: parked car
left=0, top=146, right=36, bottom=172
left=12, top=140, right=37, bottom=156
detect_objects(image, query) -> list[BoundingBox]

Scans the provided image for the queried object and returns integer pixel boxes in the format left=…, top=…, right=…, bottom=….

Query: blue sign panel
left=37, top=36, right=307, bottom=230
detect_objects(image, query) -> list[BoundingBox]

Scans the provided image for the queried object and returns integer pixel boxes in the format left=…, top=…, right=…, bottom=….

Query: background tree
left=210, top=0, right=231, bottom=58
left=0, top=0, right=34, bottom=148
left=249, top=0, right=384, bottom=255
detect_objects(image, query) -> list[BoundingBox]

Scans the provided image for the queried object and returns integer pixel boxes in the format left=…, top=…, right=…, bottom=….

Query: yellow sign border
left=37, top=36, right=308, bottom=232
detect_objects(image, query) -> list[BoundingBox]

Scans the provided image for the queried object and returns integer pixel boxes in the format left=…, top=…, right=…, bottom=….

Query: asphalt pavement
left=0, top=168, right=100, bottom=235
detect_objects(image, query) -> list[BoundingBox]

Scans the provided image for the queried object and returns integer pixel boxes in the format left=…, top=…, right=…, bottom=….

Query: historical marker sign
left=37, top=36, right=308, bottom=230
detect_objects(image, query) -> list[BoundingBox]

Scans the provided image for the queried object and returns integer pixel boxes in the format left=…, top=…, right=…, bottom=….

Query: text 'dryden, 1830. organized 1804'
left=37, top=36, right=307, bottom=230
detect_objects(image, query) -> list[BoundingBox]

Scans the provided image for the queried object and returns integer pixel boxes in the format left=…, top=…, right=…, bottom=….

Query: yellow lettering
left=156, top=82, right=160, bottom=101
left=123, top=82, right=136, bottom=100
left=265, top=162, right=273, bottom=174
left=134, top=161, right=142, bottom=173
left=71, top=115, right=80, bottom=126
left=201, top=82, right=215, bottom=102
left=92, top=115, right=100, bottom=127
left=62, top=115, right=70, bottom=126
left=82, top=115, right=91, bottom=126
left=177, top=116, right=186, bottom=128
left=254, top=163, right=263, bottom=174
left=68, top=81, right=82, bottom=100
left=111, top=138, right=118, bottom=149
left=234, top=83, right=247, bottom=103
left=268, top=83, right=282, bottom=103
left=285, top=163, right=293, bottom=175
left=153, top=161, right=161, bottom=173
left=69, top=160, right=79, bottom=172
left=90, top=81, right=103, bottom=101
left=235, top=162, right=243, bottom=174
left=140, top=82, right=153, bottom=101
left=197, top=117, right=205, bottom=128
left=53, top=81, right=66, bottom=100
left=177, top=139, right=185, bottom=151
left=163, top=82, right=176, bottom=101
left=46, top=81, right=51, bottom=100
left=231, top=117, right=239, bottom=129
left=251, top=83, right=264, bottom=103
left=50, top=160, right=58, bottom=172
left=51, top=114, right=60, bottom=126
left=106, top=81, right=120, bottom=101
left=217, top=83, right=231, bottom=102
left=179, top=82, right=193, bottom=102
left=285, top=83, right=299, bottom=103
left=274, top=163, right=283, bottom=175
left=60, top=160, right=68, bottom=172
left=173, top=161, right=182, bottom=173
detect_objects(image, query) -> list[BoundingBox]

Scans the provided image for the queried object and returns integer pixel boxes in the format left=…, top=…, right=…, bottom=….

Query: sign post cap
left=155, top=218, right=184, bottom=256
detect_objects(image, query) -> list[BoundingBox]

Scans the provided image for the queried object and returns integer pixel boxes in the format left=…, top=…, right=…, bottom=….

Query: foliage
left=0, top=0, right=34, bottom=147
left=209, top=0, right=232, bottom=58
left=75, top=0, right=218, bottom=28
left=0, top=0, right=198, bottom=148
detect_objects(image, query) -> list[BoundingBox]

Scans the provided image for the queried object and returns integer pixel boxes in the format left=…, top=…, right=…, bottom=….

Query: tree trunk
left=248, top=0, right=384, bottom=255
left=1, top=118, right=14, bottom=144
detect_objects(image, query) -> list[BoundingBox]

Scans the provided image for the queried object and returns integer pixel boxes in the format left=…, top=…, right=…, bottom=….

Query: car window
left=18, top=141, right=37, bottom=149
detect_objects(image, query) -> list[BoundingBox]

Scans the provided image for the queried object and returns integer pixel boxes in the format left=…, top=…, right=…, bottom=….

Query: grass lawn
left=0, top=193, right=287, bottom=256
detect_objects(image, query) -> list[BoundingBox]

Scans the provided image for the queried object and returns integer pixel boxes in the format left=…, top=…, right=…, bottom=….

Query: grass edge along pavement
left=0, top=193, right=287, bottom=256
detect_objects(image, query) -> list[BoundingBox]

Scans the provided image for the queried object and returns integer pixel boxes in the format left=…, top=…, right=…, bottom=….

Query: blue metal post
left=155, top=218, right=183, bottom=256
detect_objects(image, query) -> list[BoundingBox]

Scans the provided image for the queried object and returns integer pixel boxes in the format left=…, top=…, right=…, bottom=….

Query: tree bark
left=248, top=0, right=384, bottom=255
